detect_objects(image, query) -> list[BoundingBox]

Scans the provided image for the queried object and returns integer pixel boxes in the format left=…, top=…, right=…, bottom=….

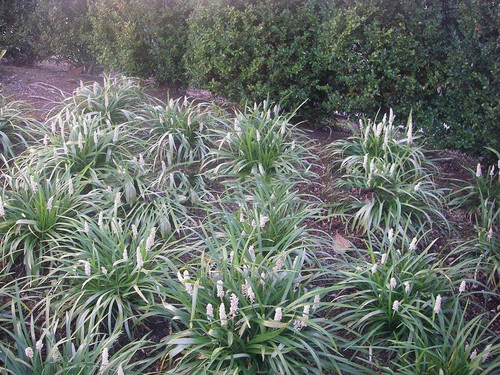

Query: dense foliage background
left=0, top=0, right=498, bottom=156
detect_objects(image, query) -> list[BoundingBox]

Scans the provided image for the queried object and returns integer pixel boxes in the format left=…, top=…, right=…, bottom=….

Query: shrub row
left=0, top=0, right=498, bottom=156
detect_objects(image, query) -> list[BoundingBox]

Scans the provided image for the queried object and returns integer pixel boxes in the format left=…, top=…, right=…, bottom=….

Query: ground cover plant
left=0, top=97, right=39, bottom=158
left=326, top=112, right=447, bottom=235
left=0, top=77, right=499, bottom=374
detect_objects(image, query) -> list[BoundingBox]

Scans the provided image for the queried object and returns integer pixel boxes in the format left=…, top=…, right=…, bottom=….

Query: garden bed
left=0, top=63, right=499, bottom=374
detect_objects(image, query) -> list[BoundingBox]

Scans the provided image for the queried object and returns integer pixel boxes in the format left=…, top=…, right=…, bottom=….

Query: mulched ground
left=1, top=60, right=498, bottom=346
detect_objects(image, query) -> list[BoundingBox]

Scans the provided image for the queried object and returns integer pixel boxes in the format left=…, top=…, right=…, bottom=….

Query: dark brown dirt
left=0, top=62, right=213, bottom=121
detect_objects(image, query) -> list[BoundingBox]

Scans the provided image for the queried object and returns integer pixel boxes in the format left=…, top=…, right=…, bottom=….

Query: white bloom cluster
left=242, top=279, right=255, bottom=303
left=381, top=253, right=387, bottom=265
left=476, top=163, right=482, bottom=178
left=114, top=192, right=121, bottom=212
left=219, top=303, right=228, bottom=326
left=206, top=303, right=214, bottom=319
left=98, top=211, right=104, bottom=229
left=312, top=295, right=321, bottom=312
left=145, top=227, right=156, bottom=252
left=82, top=260, right=91, bottom=276
left=68, top=178, right=74, bottom=195
left=389, top=277, right=397, bottom=290
left=30, top=176, right=38, bottom=192
left=46, top=196, right=54, bottom=211
left=409, top=237, right=418, bottom=251
left=248, top=245, right=256, bottom=262
left=273, top=255, right=284, bottom=273
left=25, top=346, right=34, bottom=359
left=459, top=280, right=467, bottom=293
left=404, top=281, right=411, bottom=294
left=483, top=344, right=492, bottom=363
left=433, top=294, right=442, bottom=314
left=488, top=227, right=493, bottom=240
left=216, top=280, right=225, bottom=298
left=136, top=247, right=144, bottom=269
left=180, top=270, right=195, bottom=295
left=229, top=293, right=239, bottom=317
left=99, top=347, right=109, bottom=374
left=293, top=305, right=310, bottom=330
left=388, top=228, right=394, bottom=242
left=274, top=307, right=283, bottom=322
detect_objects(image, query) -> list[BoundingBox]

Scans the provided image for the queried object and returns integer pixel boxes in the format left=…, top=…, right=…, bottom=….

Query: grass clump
left=205, top=101, right=317, bottom=183
left=0, top=170, right=90, bottom=276
left=0, top=97, right=39, bottom=158
left=327, top=111, right=447, bottom=234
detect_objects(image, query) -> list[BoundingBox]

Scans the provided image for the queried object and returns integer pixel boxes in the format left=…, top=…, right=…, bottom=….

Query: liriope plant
left=0, top=169, right=91, bottom=276
left=139, top=97, right=216, bottom=166
left=387, top=300, right=500, bottom=375
left=49, top=215, right=187, bottom=336
left=0, top=285, right=154, bottom=374
left=49, top=75, right=147, bottom=125
left=328, top=228, right=462, bottom=356
left=326, top=111, right=447, bottom=234
left=204, top=101, right=317, bottom=183
left=155, top=245, right=366, bottom=375
left=0, top=97, right=40, bottom=158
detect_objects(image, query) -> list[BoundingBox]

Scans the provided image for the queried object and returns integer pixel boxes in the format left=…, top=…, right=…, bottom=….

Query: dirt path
left=0, top=62, right=214, bottom=121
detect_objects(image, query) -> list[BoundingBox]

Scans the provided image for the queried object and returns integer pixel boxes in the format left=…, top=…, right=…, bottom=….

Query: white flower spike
left=206, top=303, right=214, bottom=319
left=25, top=347, right=34, bottom=359
left=459, top=280, right=466, bottom=293
left=433, top=294, right=442, bottom=314
left=274, top=307, right=283, bottom=322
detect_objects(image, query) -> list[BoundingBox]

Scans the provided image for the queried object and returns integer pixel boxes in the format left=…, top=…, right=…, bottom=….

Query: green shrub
left=185, top=0, right=327, bottom=113
left=318, top=0, right=446, bottom=119
left=36, top=0, right=96, bottom=68
left=426, top=0, right=499, bottom=154
left=88, top=0, right=192, bottom=84
left=0, top=0, right=39, bottom=65
left=319, top=0, right=499, bottom=156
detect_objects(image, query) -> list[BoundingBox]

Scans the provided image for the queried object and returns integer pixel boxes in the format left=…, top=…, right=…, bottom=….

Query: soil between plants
left=1, top=61, right=498, bottom=361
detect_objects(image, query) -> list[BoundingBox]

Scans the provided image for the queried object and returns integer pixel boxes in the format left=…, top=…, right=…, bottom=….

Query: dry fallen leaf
left=333, top=231, right=351, bottom=250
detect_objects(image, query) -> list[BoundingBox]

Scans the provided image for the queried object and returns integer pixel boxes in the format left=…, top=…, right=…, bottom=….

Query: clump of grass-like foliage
left=0, top=97, right=39, bottom=158
left=327, top=111, right=447, bottom=234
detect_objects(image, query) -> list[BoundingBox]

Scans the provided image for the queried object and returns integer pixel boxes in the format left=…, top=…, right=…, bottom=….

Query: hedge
left=0, top=0, right=38, bottom=65
left=0, top=0, right=498, bottom=155
left=87, top=0, right=192, bottom=85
